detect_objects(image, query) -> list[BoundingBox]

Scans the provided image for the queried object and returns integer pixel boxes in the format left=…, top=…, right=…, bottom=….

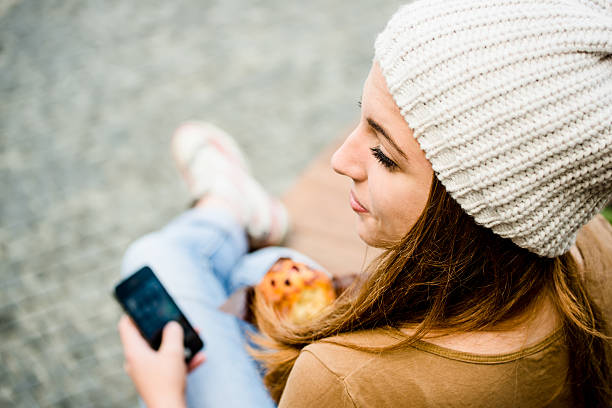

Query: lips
left=350, top=191, right=368, bottom=213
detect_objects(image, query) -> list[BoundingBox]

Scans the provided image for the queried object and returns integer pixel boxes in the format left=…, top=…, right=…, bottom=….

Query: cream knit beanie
left=374, top=0, right=612, bottom=257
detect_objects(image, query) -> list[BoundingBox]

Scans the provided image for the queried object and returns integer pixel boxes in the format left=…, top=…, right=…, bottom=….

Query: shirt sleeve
left=278, top=349, right=356, bottom=408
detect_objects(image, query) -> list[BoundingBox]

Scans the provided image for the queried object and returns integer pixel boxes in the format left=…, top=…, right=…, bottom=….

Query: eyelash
left=370, top=147, right=398, bottom=170
left=358, top=101, right=397, bottom=170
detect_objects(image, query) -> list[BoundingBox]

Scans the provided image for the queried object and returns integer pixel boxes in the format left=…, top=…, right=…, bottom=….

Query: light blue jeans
left=120, top=207, right=322, bottom=408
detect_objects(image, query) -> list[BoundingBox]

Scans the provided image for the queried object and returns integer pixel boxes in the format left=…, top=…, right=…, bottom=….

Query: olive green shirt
left=278, top=216, right=612, bottom=407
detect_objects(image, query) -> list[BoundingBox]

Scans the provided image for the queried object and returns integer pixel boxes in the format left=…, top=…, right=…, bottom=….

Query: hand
left=118, top=315, right=206, bottom=408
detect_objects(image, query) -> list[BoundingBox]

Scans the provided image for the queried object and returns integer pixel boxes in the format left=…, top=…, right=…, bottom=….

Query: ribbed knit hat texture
left=375, top=0, right=612, bottom=257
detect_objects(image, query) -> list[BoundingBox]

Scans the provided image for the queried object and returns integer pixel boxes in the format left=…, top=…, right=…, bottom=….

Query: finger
left=187, top=352, right=207, bottom=373
left=159, top=320, right=184, bottom=355
left=118, top=315, right=151, bottom=357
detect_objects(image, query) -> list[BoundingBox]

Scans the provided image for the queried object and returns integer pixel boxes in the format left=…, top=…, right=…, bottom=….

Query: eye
left=370, top=146, right=398, bottom=170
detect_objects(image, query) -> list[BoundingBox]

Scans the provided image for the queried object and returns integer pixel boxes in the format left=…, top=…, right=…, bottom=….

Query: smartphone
left=114, top=266, right=204, bottom=363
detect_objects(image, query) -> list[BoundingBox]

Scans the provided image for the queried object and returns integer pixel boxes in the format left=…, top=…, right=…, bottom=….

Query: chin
left=356, top=224, right=386, bottom=248
left=356, top=221, right=407, bottom=248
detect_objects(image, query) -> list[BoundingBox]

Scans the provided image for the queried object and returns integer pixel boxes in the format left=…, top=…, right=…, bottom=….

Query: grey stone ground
left=0, top=0, right=403, bottom=406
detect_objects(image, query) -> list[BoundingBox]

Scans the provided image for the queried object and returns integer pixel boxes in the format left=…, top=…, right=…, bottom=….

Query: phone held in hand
left=114, top=266, right=204, bottom=363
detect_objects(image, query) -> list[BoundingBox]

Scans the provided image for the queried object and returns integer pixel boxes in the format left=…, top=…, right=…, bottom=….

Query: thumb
left=159, top=320, right=184, bottom=355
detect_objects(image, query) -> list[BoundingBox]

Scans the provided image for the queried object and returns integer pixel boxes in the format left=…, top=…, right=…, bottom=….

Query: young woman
left=118, top=0, right=612, bottom=407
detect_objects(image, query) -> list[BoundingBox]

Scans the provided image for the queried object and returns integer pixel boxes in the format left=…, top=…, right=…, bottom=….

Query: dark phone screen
left=125, top=276, right=184, bottom=343
left=115, top=266, right=203, bottom=359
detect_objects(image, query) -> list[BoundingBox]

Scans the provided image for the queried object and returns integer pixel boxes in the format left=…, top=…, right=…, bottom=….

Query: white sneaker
left=171, top=121, right=290, bottom=248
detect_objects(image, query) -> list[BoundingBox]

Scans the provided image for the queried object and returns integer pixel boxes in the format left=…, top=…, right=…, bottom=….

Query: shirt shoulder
left=285, top=330, right=571, bottom=408
left=277, top=347, right=356, bottom=408
left=295, top=335, right=431, bottom=408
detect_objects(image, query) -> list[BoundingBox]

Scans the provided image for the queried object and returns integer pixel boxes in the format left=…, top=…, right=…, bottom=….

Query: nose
left=331, top=126, right=366, bottom=182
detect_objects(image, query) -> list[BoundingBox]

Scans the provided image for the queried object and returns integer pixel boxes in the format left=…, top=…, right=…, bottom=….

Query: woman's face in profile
left=332, top=63, right=433, bottom=247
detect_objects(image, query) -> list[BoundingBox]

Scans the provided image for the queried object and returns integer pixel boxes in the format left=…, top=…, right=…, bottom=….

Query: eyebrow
left=366, top=117, right=408, bottom=160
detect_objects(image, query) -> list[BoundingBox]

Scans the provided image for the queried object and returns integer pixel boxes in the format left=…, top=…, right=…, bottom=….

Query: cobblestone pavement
left=0, top=0, right=403, bottom=406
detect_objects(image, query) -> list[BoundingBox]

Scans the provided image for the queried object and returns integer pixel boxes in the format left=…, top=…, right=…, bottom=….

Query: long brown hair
left=250, top=177, right=611, bottom=407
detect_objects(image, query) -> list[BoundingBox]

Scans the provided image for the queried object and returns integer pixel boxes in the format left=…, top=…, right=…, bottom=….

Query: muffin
left=255, top=258, right=336, bottom=324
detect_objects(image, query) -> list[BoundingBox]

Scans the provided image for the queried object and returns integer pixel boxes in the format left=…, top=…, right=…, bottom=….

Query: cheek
left=369, top=174, right=431, bottom=240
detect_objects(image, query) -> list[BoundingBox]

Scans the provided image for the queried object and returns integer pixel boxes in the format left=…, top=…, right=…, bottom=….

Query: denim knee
left=120, top=232, right=165, bottom=279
